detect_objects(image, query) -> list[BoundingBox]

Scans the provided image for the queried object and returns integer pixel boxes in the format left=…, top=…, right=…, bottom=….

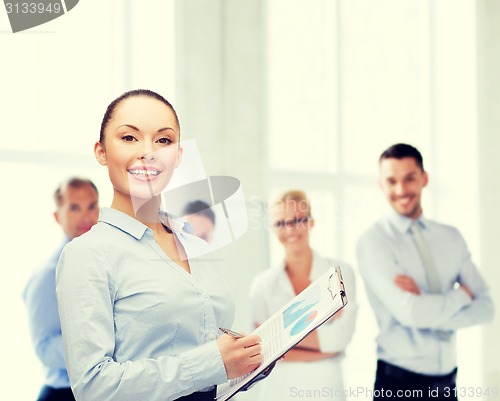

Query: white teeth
left=129, top=169, right=160, bottom=176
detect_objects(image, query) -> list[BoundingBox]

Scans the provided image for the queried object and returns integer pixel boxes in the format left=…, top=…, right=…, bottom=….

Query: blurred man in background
left=357, top=143, right=493, bottom=401
left=23, top=177, right=99, bottom=401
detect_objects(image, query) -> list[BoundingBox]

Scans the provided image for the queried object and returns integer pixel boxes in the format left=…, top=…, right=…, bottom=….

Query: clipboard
left=216, top=265, right=348, bottom=401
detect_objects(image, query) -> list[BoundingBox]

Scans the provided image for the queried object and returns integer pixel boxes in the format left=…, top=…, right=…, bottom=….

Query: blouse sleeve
left=316, top=264, right=358, bottom=353
left=56, top=239, right=227, bottom=401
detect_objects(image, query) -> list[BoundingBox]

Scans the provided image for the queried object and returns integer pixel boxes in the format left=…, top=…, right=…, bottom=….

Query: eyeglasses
left=272, top=216, right=310, bottom=229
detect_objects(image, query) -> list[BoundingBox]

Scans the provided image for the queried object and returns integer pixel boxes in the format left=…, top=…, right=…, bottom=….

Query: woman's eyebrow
left=118, top=125, right=175, bottom=133
left=118, top=124, right=139, bottom=131
left=157, top=127, right=175, bottom=133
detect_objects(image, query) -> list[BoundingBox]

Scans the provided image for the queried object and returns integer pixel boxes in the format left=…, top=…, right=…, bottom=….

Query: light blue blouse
left=56, top=207, right=235, bottom=401
left=356, top=210, right=494, bottom=375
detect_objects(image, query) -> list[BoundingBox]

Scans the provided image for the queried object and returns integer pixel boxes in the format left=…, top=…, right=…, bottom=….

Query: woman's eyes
left=120, top=135, right=172, bottom=144
left=156, top=137, right=173, bottom=145
left=122, top=134, right=137, bottom=142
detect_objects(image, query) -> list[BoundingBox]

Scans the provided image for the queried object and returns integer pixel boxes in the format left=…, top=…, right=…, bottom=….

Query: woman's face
left=95, top=96, right=182, bottom=201
left=272, top=200, right=313, bottom=253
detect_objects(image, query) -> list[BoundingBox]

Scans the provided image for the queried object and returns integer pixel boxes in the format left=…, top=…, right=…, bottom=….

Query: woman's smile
left=127, top=165, right=163, bottom=181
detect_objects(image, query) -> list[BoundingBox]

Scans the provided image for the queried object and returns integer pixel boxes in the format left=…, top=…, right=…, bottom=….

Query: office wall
left=477, top=0, right=500, bottom=388
left=174, top=0, right=268, bottom=336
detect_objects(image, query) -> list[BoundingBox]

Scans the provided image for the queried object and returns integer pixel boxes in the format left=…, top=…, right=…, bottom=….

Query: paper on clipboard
left=216, top=265, right=348, bottom=401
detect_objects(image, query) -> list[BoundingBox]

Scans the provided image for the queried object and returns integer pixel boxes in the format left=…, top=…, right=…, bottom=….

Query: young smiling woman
left=56, top=90, right=262, bottom=401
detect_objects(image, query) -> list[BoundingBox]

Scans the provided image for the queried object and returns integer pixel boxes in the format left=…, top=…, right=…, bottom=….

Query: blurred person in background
left=23, top=177, right=99, bottom=401
left=357, top=143, right=494, bottom=400
left=249, top=190, right=358, bottom=401
left=182, top=200, right=216, bottom=244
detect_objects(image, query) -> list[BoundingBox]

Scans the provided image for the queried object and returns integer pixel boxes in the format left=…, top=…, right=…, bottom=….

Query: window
left=265, top=0, right=480, bottom=390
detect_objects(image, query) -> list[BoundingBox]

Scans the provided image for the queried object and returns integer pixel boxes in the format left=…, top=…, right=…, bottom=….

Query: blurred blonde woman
left=249, top=190, right=358, bottom=401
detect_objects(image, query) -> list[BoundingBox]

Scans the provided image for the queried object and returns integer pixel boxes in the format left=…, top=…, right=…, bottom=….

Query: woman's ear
left=94, top=141, right=107, bottom=166
left=174, top=145, right=183, bottom=168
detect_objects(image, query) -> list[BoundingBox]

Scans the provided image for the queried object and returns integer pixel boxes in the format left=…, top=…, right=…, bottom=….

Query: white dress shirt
left=56, top=207, right=234, bottom=401
left=356, top=210, right=494, bottom=375
left=249, top=251, right=358, bottom=400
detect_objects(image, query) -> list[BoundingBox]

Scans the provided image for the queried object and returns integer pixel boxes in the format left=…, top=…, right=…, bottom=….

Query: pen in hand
left=217, top=328, right=263, bottom=379
left=219, top=327, right=245, bottom=339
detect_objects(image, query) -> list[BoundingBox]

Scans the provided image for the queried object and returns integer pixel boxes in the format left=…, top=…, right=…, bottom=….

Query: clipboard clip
left=333, top=266, right=348, bottom=305
left=239, top=361, right=277, bottom=391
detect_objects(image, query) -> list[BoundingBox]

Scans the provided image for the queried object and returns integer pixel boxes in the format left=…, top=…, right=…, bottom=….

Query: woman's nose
left=139, top=153, right=156, bottom=161
left=138, top=143, right=156, bottom=161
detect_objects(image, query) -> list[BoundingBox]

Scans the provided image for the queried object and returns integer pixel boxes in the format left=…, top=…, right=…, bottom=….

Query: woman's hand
left=217, top=334, right=262, bottom=379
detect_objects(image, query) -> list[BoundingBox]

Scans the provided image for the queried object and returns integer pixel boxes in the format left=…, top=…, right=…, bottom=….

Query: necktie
left=409, top=222, right=451, bottom=341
